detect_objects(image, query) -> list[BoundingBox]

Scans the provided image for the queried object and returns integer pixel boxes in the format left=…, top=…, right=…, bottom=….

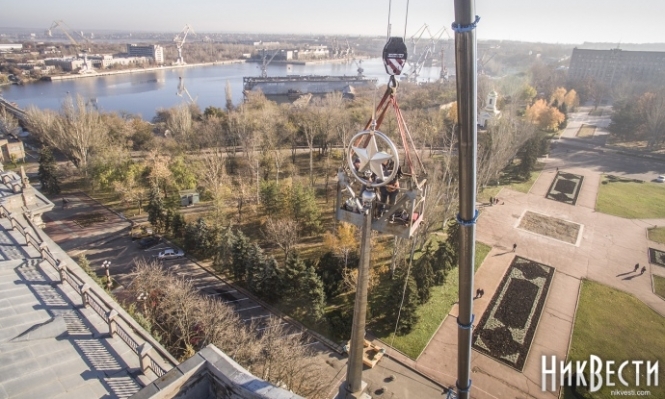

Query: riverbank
left=46, top=59, right=245, bottom=82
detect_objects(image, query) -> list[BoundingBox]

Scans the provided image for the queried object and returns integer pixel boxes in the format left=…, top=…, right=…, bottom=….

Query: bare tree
left=263, top=217, right=299, bottom=260
left=0, top=107, right=19, bottom=136
left=164, top=103, right=193, bottom=140
left=25, top=95, right=109, bottom=174
left=199, top=147, right=228, bottom=218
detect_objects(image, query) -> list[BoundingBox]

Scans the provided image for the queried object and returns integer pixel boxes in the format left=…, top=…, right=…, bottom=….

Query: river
left=0, top=58, right=444, bottom=121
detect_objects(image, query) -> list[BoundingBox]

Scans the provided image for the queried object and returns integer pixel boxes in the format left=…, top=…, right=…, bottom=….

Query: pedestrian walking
left=512, top=243, right=517, bottom=252
left=641, top=266, right=647, bottom=275
left=634, top=263, right=639, bottom=272
left=489, top=197, right=494, bottom=205
left=479, top=289, right=485, bottom=298
left=475, top=288, right=481, bottom=299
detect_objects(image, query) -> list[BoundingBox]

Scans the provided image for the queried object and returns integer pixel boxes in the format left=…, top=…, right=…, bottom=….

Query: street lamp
left=102, top=260, right=112, bottom=291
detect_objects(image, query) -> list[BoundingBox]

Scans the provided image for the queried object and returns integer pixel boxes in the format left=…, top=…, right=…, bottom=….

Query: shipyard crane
left=174, top=24, right=195, bottom=65
left=259, top=49, right=279, bottom=78
left=47, top=20, right=94, bottom=74
left=353, top=59, right=364, bottom=77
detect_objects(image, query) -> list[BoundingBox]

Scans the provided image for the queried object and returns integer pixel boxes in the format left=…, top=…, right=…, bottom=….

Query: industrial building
left=568, top=48, right=665, bottom=85
left=127, top=44, right=164, bottom=64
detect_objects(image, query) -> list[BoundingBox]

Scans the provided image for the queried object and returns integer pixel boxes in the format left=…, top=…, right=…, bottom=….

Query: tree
left=169, top=155, right=197, bottom=191
left=212, top=225, right=235, bottom=274
left=315, top=251, right=354, bottom=298
left=254, top=256, right=282, bottom=303
left=322, top=222, right=358, bottom=270
left=519, top=135, right=540, bottom=179
left=199, top=147, right=228, bottom=219
left=260, top=181, right=281, bottom=217
left=146, top=185, right=167, bottom=232
left=163, top=104, right=193, bottom=140
left=231, top=231, right=251, bottom=282
left=263, top=217, right=299, bottom=261
left=413, top=248, right=435, bottom=305
left=0, top=106, right=19, bottom=136
left=25, top=95, right=109, bottom=175
left=284, top=181, right=322, bottom=235
left=37, top=147, right=61, bottom=195
left=385, top=271, right=420, bottom=335
left=282, top=252, right=307, bottom=297
left=300, top=266, right=326, bottom=322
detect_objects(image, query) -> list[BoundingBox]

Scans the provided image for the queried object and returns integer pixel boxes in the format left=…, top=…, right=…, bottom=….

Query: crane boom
left=47, top=20, right=94, bottom=74
left=174, top=24, right=195, bottom=65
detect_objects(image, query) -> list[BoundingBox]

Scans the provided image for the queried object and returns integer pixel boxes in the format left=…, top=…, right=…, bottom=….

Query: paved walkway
left=408, top=165, right=665, bottom=398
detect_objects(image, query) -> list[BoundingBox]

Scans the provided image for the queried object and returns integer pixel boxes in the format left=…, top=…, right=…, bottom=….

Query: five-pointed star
left=352, top=134, right=394, bottom=181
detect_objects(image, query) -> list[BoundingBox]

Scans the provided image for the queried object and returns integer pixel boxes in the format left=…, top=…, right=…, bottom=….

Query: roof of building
left=0, top=168, right=317, bottom=399
left=0, top=169, right=175, bottom=399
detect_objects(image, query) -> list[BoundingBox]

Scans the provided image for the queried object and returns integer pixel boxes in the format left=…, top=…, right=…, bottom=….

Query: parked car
left=137, top=236, right=161, bottom=249
left=657, top=175, right=665, bottom=183
left=155, top=248, right=185, bottom=260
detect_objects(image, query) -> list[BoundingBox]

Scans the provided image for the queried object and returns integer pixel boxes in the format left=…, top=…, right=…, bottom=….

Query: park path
left=408, top=159, right=665, bottom=398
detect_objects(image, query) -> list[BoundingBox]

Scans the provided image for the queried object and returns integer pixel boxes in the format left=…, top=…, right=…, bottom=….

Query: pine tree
left=231, top=231, right=250, bottom=282
left=300, top=266, right=326, bottom=322
left=282, top=252, right=307, bottom=296
left=386, top=271, right=420, bottom=335
left=146, top=186, right=166, bottom=232
left=260, top=180, right=281, bottom=217
left=245, top=242, right=265, bottom=292
left=256, top=256, right=282, bottom=303
left=38, top=147, right=61, bottom=195
left=171, top=213, right=186, bottom=239
left=413, top=251, right=435, bottom=305
left=213, top=225, right=235, bottom=274
left=286, top=182, right=322, bottom=235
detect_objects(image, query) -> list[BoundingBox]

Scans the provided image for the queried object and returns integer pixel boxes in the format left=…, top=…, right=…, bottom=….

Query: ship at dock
left=243, top=51, right=376, bottom=100
left=243, top=74, right=377, bottom=99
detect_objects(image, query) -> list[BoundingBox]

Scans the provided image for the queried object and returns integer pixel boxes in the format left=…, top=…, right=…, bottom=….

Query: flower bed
left=546, top=172, right=584, bottom=205
left=472, top=256, right=555, bottom=371
left=649, top=247, right=665, bottom=268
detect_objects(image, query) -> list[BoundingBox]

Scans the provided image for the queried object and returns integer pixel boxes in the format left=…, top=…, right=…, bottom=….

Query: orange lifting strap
left=358, top=76, right=427, bottom=181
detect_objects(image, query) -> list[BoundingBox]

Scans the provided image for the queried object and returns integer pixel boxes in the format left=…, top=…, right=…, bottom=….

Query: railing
left=116, top=323, right=140, bottom=354
left=4, top=210, right=177, bottom=378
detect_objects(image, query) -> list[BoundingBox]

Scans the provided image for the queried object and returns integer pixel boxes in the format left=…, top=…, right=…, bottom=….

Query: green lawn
left=479, top=163, right=544, bottom=201
left=564, top=280, right=665, bottom=398
left=655, top=275, right=665, bottom=299
left=576, top=124, right=596, bottom=138
left=648, top=227, right=665, bottom=245
left=596, top=178, right=665, bottom=218
left=373, top=242, right=492, bottom=359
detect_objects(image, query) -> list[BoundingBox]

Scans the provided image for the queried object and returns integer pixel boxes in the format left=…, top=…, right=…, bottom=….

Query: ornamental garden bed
left=472, top=256, right=555, bottom=371
left=649, top=247, right=665, bottom=268
left=546, top=172, right=584, bottom=205
left=517, top=211, right=582, bottom=245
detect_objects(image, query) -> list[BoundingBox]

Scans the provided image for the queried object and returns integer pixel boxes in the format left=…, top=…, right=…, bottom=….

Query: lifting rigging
left=336, top=34, right=427, bottom=239
left=174, top=24, right=195, bottom=65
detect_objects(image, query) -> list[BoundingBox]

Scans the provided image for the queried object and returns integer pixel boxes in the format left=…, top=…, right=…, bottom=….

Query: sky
left=2, top=0, right=663, bottom=44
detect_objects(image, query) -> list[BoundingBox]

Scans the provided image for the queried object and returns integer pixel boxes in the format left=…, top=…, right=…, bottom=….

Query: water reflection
left=1, top=59, right=444, bottom=120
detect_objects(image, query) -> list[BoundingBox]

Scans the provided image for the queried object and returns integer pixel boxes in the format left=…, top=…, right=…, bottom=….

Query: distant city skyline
left=1, top=0, right=663, bottom=44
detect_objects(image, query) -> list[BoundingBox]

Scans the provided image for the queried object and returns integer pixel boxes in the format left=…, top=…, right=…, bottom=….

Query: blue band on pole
left=456, top=314, right=475, bottom=330
left=456, top=210, right=479, bottom=226
left=456, top=379, right=473, bottom=393
left=451, top=15, right=480, bottom=33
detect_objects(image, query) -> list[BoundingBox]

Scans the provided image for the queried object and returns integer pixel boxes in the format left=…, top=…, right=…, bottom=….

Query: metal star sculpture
left=347, top=130, right=399, bottom=187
